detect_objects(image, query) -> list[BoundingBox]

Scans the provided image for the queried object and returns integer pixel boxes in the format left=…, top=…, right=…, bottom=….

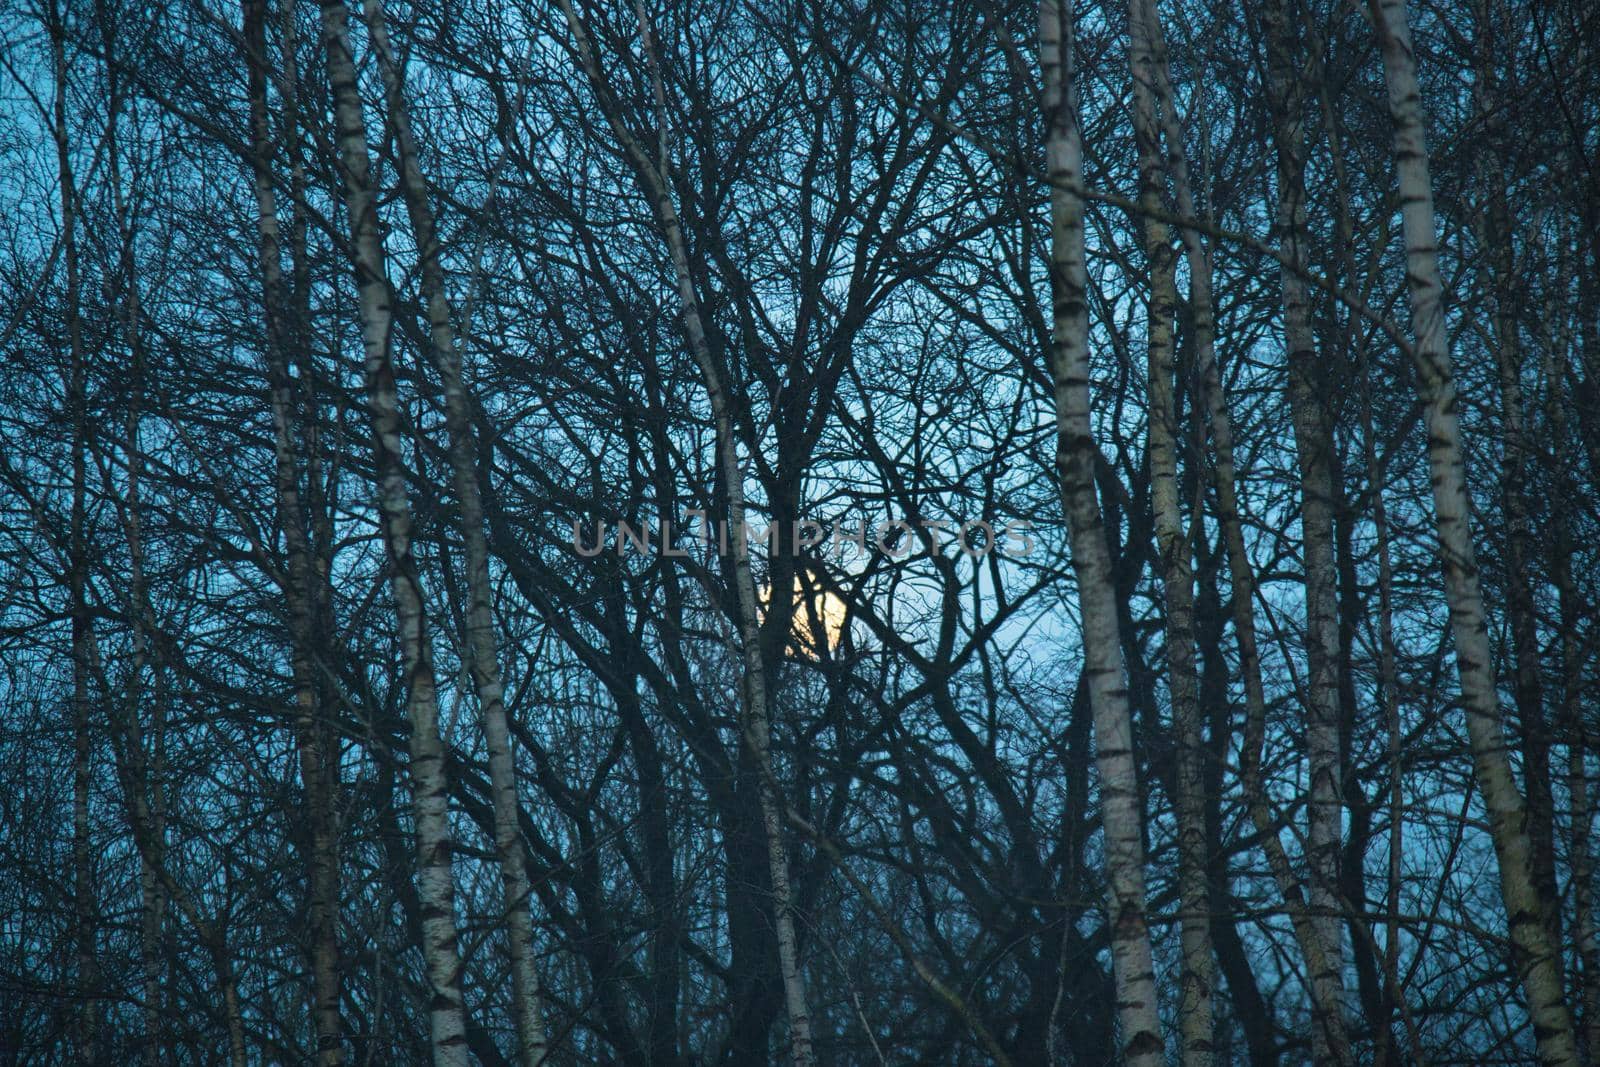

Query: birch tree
left=1127, top=0, right=1214, bottom=1059
left=1370, top=0, right=1579, bottom=1061
left=1040, top=1, right=1162, bottom=1060
left=45, top=0, right=102, bottom=1057
left=360, top=2, right=550, bottom=1059
left=1, top=0, right=1599, bottom=1061
left=547, top=3, right=819, bottom=1062
left=317, top=0, right=471, bottom=1059
left=1257, top=0, right=1348, bottom=1056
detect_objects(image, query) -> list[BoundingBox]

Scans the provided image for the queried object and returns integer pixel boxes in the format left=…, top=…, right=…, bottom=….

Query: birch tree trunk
left=360, top=5, right=549, bottom=1061
left=1040, top=2, right=1162, bottom=1061
left=1485, top=191, right=1560, bottom=946
left=126, top=210, right=167, bottom=1067
left=1481, top=168, right=1561, bottom=963
left=242, top=4, right=345, bottom=1061
left=317, top=2, right=471, bottom=1061
left=1370, top=1, right=1578, bottom=1061
left=1468, top=10, right=1561, bottom=946
left=1127, top=1, right=1213, bottom=1059
left=549, top=6, right=818, bottom=1062
left=1258, top=3, right=1347, bottom=1054
left=1138, top=5, right=1352, bottom=1056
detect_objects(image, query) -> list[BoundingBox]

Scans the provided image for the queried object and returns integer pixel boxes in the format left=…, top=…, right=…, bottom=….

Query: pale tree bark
left=242, top=2, right=345, bottom=1061
left=1308, top=43, right=1413, bottom=1058
left=360, top=5, right=549, bottom=1062
left=1257, top=1, right=1347, bottom=1055
left=1468, top=7, right=1561, bottom=948
left=1370, top=0, right=1579, bottom=1062
left=549, top=5, right=818, bottom=1063
left=1482, top=184, right=1560, bottom=947
left=1138, top=5, right=1352, bottom=1058
left=317, top=1, right=471, bottom=1061
left=1040, top=2, right=1162, bottom=1062
left=1127, top=0, right=1214, bottom=1060
left=1483, top=162, right=1563, bottom=975
left=1360, top=344, right=1408, bottom=1067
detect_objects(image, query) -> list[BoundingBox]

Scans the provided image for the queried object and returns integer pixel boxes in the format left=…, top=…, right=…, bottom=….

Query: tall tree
left=1127, top=0, right=1215, bottom=1059
left=361, top=1, right=550, bottom=1059
left=1370, top=0, right=1579, bottom=1061
left=317, top=0, right=471, bottom=1059
left=1040, top=0, right=1163, bottom=1061
left=1257, top=0, right=1348, bottom=1057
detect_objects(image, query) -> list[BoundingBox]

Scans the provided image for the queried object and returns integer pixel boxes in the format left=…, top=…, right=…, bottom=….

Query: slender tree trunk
left=1369, top=1, right=1578, bottom=1062
left=1127, top=1, right=1213, bottom=1059
left=317, top=2, right=471, bottom=1061
left=124, top=241, right=167, bottom=1067
left=217, top=932, right=248, bottom=1067
left=1137, top=6, right=1353, bottom=1057
left=1198, top=554, right=1281, bottom=1067
left=548, top=6, right=818, bottom=1062
left=1564, top=581, right=1600, bottom=1062
left=1257, top=3, right=1347, bottom=1057
left=242, top=5, right=346, bottom=1060
left=1485, top=190, right=1560, bottom=947
left=1305, top=39, right=1415, bottom=1057
left=1480, top=171, right=1561, bottom=960
left=360, top=6, right=549, bottom=1062
left=1040, top=2, right=1162, bottom=1061
left=1468, top=9, right=1561, bottom=948
left=137, top=689, right=168, bottom=1067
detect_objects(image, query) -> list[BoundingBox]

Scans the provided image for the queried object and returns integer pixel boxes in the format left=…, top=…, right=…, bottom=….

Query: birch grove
left=1, top=0, right=1597, bottom=1061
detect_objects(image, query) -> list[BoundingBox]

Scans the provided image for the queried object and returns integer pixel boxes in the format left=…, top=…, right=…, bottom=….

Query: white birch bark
left=316, top=2, right=471, bottom=1061
left=1356, top=223, right=1408, bottom=1067
left=1040, top=2, right=1162, bottom=1061
left=1371, top=1, right=1578, bottom=1061
left=360, top=6, right=549, bottom=1061
left=1127, top=1, right=1213, bottom=1059
left=1468, top=16, right=1562, bottom=944
left=1138, top=5, right=1352, bottom=1056
left=1258, top=2, right=1347, bottom=1053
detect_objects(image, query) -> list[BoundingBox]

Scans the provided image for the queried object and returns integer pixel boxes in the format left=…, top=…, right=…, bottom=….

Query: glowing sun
left=761, top=574, right=848, bottom=657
